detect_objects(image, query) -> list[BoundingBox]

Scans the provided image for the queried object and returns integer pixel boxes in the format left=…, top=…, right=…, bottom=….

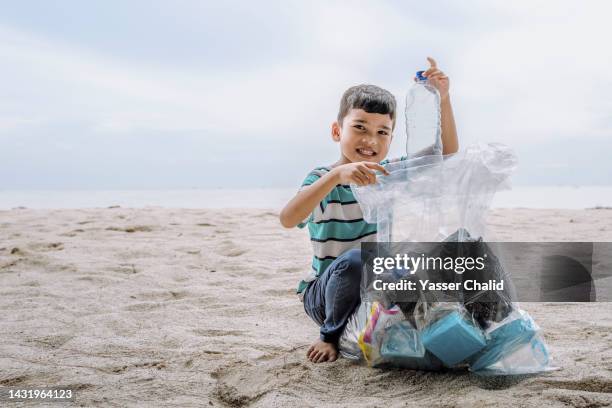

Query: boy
left=280, top=57, right=459, bottom=363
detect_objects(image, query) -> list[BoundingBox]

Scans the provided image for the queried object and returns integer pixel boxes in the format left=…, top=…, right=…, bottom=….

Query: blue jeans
left=303, top=248, right=362, bottom=344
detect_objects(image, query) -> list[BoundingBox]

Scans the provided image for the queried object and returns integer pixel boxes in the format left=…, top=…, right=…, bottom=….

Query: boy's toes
left=316, top=350, right=338, bottom=363
left=306, top=339, right=338, bottom=363
left=325, top=350, right=338, bottom=363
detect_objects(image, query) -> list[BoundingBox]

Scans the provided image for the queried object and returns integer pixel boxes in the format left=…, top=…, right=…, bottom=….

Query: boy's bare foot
left=306, top=339, right=338, bottom=363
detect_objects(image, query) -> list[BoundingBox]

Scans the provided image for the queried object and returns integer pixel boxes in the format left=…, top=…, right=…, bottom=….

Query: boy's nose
left=360, top=137, right=376, bottom=147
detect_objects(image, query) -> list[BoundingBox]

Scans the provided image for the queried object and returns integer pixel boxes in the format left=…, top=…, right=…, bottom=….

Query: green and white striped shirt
left=296, top=157, right=405, bottom=294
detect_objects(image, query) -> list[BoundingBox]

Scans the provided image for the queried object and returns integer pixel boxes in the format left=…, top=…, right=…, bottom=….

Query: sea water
left=0, top=186, right=611, bottom=209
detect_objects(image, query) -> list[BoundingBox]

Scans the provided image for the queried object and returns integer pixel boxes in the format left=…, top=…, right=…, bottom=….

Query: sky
left=0, top=0, right=610, bottom=189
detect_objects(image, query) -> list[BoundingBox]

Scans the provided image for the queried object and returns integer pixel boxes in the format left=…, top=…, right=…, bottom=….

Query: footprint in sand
left=123, top=302, right=165, bottom=312
left=280, top=266, right=303, bottom=273
left=261, top=288, right=293, bottom=297
left=1, top=258, right=23, bottom=270
left=107, top=361, right=167, bottom=374
left=174, top=247, right=201, bottom=255
left=59, top=229, right=85, bottom=237
left=76, top=275, right=110, bottom=283
left=212, top=349, right=509, bottom=406
left=539, top=378, right=612, bottom=393
left=105, top=225, right=154, bottom=233
left=132, top=290, right=191, bottom=301
left=0, top=375, right=31, bottom=386
left=547, top=393, right=612, bottom=407
left=217, top=241, right=248, bottom=257
left=192, top=329, right=245, bottom=337
left=27, top=334, right=73, bottom=349
left=253, top=211, right=277, bottom=218
left=210, top=351, right=313, bottom=407
left=110, top=263, right=138, bottom=274
left=25, top=242, right=64, bottom=252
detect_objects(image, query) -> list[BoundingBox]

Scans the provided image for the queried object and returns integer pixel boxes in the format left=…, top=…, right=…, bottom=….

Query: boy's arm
left=440, top=96, right=458, bottom=155
left=422, top=57, right=459, bottom=155
left=279, top=171, right=340, bottom=229
left=279, top=162, right=389, bottom=228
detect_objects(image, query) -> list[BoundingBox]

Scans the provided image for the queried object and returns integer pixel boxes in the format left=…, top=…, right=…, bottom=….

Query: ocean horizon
left=1, top=186, right=611, bottom=210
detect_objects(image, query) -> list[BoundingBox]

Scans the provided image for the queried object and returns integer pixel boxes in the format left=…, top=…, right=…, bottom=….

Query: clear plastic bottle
left=405, top=70, right=442, bottom=157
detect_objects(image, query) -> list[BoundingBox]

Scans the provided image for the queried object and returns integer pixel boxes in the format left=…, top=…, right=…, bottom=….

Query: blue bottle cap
left=416, top=70, right=427, bottom=81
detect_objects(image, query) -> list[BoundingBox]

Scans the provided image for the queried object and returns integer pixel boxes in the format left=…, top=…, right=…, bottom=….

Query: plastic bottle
left=405, top=70, right=442, bottom=157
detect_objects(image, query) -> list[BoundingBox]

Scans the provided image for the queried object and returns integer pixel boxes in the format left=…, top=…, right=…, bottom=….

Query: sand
left=1, top=207, right=611, bottom=407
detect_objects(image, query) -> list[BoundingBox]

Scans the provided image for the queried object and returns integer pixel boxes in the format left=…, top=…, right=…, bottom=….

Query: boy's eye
left=353, top=125, right=366, bottom=131
left=378, top=130, right=389, bottom=136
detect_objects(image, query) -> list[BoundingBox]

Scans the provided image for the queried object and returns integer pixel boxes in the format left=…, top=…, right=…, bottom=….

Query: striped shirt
left=296, top=157, right=406, bottom=294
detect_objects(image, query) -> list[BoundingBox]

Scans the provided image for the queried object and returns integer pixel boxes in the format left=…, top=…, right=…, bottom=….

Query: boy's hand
left=331, top=162, right=389, bottom=186
left=420, top=56, right=450, bottom=101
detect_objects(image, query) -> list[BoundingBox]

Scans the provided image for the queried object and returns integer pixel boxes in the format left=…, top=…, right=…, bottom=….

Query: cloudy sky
left=0, top=0, right=610, bottom=189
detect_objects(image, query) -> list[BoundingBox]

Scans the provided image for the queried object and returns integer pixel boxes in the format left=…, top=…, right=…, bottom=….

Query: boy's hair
left=337, top=84, right=397, bottom=129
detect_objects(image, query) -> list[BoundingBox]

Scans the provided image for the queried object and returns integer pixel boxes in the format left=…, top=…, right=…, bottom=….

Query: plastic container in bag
left=472, top=333, right=555, bottom=376
left=420, top=305, right=486, bottom=367
left=469, top=310, right=539, bottom=372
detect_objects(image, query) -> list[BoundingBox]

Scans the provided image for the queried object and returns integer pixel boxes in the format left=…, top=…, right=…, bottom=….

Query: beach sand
left=1, top=207, right=611, bottom=407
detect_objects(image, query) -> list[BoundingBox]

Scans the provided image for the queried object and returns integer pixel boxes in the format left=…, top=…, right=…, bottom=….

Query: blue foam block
left=470, top=313, right=538, bottom=371
left=421, top=311, right=486, bottom=367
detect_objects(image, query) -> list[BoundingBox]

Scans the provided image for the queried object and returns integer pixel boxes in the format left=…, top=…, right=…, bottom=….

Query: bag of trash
left=337, top=143, right=557, bottom=375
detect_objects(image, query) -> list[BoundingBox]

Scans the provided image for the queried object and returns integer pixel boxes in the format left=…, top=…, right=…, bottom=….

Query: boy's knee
left=345, top=248, right=362, bottom=266
left=337, top=249, right=363, bottom=280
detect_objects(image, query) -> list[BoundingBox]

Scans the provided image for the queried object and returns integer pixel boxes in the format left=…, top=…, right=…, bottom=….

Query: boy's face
left=332, top=108, right=393, bottom=164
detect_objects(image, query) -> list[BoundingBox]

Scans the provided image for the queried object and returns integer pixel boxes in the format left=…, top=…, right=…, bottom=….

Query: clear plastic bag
left=338, top=301, right=370, bottom=360
left=337, top=143, right=557, bottom=375
left=353, top=143, right=517, bottom=243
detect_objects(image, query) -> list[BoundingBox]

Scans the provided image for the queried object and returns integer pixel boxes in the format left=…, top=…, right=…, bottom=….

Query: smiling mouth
left=356, top=148, right=377, bottom=157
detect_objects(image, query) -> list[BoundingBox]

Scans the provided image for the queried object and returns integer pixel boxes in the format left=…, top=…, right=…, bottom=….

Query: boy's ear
left=331, top=121, right=341, bottom=142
